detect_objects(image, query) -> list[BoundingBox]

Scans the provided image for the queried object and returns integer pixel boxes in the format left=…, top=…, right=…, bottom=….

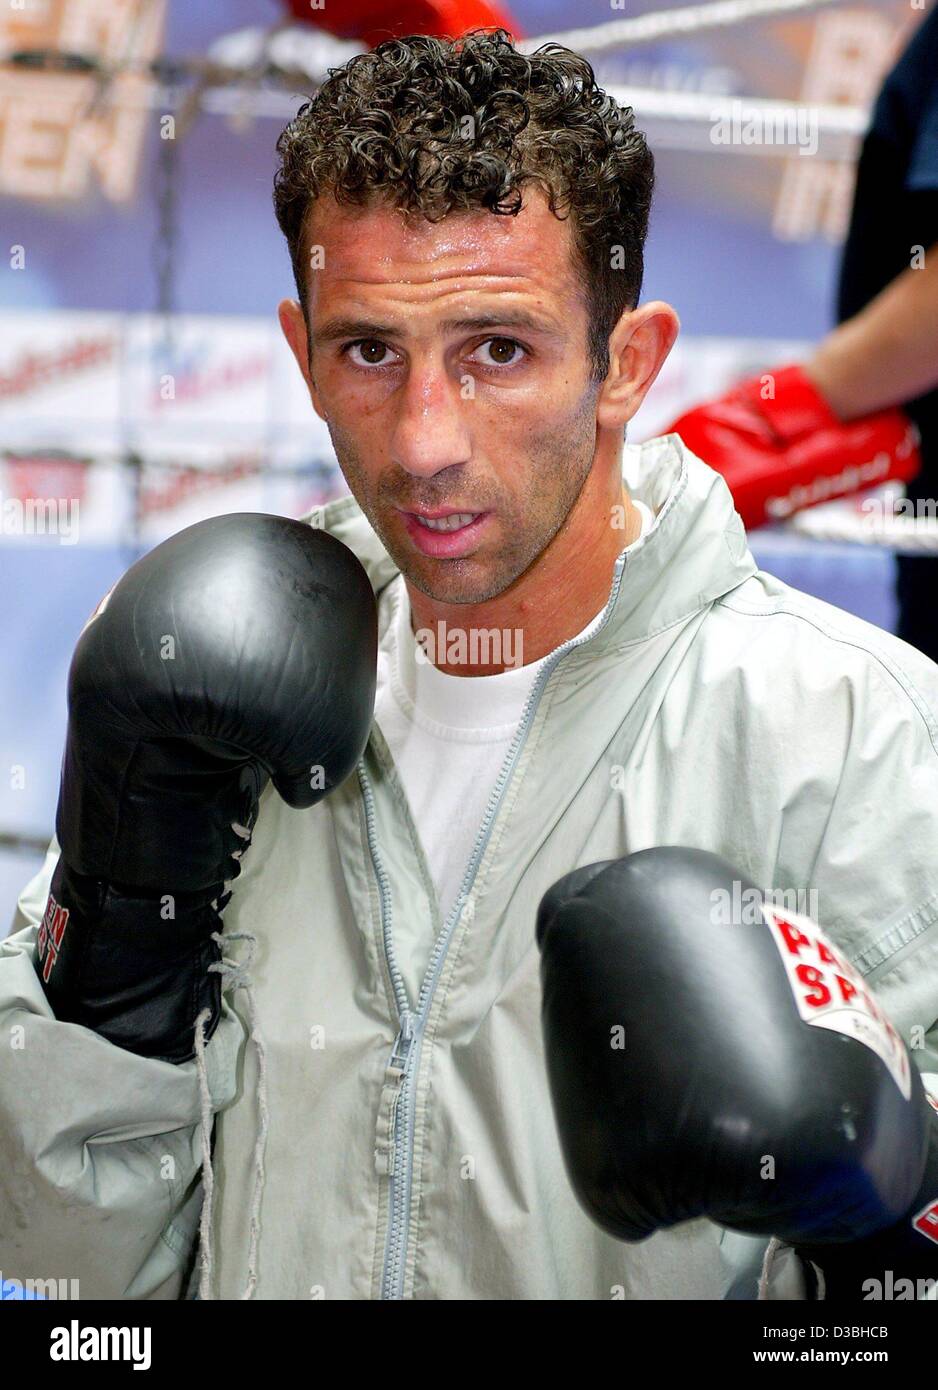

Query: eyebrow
left=312, top=310, right=567, bottom=345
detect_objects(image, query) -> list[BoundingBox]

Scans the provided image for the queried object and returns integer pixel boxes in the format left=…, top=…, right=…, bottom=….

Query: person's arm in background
left=662, top=230, right=936, bottom=530
left=804, top=237, right=938, bottom=420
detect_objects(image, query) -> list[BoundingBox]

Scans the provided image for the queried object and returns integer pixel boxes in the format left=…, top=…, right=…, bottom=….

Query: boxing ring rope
left=62, top=78, right=869, bottom=164
left=517, top=0, right=855, bottom=54
left=787, top=485, right=938, bottom=554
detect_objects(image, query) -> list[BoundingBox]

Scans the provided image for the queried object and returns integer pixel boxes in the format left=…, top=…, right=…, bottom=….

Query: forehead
left=302, top=187, right=580, bottom=305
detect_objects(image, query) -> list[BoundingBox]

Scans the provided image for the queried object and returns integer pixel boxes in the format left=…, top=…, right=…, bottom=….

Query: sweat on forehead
left=299, top=189, right=580, bottom=300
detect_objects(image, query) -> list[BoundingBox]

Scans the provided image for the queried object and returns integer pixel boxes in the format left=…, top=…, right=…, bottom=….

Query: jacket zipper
left=365, top=549, right=630, bottom=1300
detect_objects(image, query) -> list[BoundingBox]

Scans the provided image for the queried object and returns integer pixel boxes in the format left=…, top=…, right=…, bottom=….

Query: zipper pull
left=391, top=1009, right=416, bottom=1069
left=374, top=1012, right=417, bottom=1177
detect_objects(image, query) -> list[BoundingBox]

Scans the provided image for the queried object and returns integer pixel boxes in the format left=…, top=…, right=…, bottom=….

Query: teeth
left=415, top=512, right=478, bottom=532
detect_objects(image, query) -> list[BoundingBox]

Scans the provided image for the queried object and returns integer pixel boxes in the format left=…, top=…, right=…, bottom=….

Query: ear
left=596, top=301, right=680, bottom=432
left=278, top=298, right=328, bottom=422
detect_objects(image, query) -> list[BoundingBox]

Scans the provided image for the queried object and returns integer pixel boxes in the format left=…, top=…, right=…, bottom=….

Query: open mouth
left=401, top=509, right=491, bottom=556
left=412, top=512, right=480, bottom=533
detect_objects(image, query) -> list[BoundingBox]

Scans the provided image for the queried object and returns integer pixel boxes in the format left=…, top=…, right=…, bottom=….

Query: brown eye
left=357, top=339, right=387, bottom=364
left=480, top=338, right=523, bottom=366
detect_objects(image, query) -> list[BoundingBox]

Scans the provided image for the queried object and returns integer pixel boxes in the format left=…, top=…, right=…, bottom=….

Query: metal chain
left=142, top=72, right=183, bottom=555
left=153, top=92, right=179, bottom=366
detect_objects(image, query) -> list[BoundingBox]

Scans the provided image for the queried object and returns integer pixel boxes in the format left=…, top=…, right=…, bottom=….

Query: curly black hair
left=273, top=28, right=654, bottom=382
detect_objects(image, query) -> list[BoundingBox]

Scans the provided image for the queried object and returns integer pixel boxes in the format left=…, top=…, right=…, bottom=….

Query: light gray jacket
left=4, top=435, right=938, bottom=1300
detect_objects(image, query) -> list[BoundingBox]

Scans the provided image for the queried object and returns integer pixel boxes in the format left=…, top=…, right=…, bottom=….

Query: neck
left=407, top=466, right=640, bottom=676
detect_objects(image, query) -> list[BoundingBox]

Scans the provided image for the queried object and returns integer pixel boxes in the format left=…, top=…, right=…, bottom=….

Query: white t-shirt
left=374, top=498, right=654, bottom=1002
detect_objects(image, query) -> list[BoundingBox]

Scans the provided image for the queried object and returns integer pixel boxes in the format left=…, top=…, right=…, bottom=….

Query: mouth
left=398, top=507, right=491, bottom=558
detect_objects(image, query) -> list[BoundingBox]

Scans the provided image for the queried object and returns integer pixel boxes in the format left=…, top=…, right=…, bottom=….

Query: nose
left=388, top=356, right=473, bottom=480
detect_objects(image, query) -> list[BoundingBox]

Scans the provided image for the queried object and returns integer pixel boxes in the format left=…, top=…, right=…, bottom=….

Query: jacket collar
left=305, top=433, right=758, bottom=656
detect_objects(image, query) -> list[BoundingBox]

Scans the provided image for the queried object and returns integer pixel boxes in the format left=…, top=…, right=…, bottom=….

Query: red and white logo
left=761, top=904, right=911, bottom=1101
left=37, top=891, right=69, bottom=983
left=912, top=1199, right=938, bottom=1247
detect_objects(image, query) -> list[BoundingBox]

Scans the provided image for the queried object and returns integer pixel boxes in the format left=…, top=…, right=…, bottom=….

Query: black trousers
left=895, top=427, right=938, bottom=663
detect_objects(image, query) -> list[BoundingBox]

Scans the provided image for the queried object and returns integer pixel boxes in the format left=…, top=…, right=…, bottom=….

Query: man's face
left=290, top=188, right=604, bottom=606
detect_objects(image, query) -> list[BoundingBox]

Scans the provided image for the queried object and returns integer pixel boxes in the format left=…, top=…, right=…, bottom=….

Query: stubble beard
left=324, top=393, right=600, bottom=607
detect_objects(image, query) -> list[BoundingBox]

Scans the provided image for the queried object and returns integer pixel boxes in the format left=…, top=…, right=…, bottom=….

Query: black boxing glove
left=536, top=847, right=938, bottom=1298
left=36, top=512, right=377, bottom=1063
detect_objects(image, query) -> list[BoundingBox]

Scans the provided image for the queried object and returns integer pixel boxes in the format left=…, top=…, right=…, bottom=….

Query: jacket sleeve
left=792, top=642, right=938, bottom=1073
left=768, top=632, right=938, bottom=1299
left=713, top=617, right=938, bottom=1300
left=1, top=839, right=245, bottom=1299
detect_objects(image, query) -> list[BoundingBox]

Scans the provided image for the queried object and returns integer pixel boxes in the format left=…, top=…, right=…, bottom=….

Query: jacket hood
left=303, top=433, right=759, bottom=655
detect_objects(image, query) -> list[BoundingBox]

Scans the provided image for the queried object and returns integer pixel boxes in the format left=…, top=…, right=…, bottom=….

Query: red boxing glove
left=280, top=0, right=523, bottom=45
left=664, top=364, right=921, bottom=530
